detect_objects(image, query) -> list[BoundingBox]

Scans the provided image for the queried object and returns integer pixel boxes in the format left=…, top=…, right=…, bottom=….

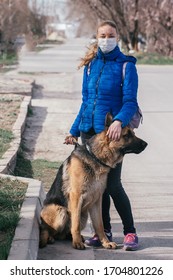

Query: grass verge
left=0, top=53, right=18, bottom=73
left=0, top=177, right=27, bottom=260
left=0, top=129, right=14, bottom=158
left=0, top=94, right=23, bottom=158
left=0, top=95, right=23, bottom=131
left=14, top=150, right=62, bottom=192
left=135, top=52, right=173, bottom=65
left=0, top=53, right=18, bottom=66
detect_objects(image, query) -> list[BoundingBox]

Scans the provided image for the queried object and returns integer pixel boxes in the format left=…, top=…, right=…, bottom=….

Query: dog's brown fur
left=39, top=113, right=147, bottom=250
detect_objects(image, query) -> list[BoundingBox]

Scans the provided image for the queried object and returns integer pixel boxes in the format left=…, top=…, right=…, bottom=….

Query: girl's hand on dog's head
left=64, top=135, right=78, bottom=145
left=106, top=120, right=122, bottom=141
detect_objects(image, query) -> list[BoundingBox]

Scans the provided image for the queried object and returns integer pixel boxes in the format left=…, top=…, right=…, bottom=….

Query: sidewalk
left=4, top=38, right=173, bottom=260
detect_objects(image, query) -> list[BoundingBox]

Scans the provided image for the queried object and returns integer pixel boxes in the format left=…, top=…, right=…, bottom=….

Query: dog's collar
left=85, top=144, right=111, bottom=169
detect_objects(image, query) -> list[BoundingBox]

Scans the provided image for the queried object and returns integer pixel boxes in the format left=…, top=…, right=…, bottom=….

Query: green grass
left=0, top=97, right=13, bottom=103
left=39, top=39, right=64, bottom=45
left=0, top=53, right=18, bottom=72
left=0, top=53, right=18, bottom=66
left=0, top=178, right=27, bottom=260
left=0, top=129, right=14, bottom=158
left=135, top=52, right=173, bottom=65
left=35, top=46, right=51, bottom=52
left=14, top=151, right=62, bottom=192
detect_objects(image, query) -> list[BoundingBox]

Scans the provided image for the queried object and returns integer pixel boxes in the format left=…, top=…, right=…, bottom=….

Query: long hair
left=78, top=20, right=118, bottom=69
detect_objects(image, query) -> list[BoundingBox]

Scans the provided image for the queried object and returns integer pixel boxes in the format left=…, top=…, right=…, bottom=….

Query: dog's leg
left=89, top=199, right=117, bottom=249
left=68, top=158, right=86, bottom=250
left=69, top=192, right=85, bottom=250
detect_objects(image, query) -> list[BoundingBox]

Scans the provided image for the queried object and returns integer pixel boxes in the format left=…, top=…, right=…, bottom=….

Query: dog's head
left=89, top=113, right=148, bottom=168
left=105, top=113, right=147, bottom=155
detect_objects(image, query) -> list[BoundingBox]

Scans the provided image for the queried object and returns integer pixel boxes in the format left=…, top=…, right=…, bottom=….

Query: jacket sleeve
left=70, top=66, right=88, bottom=137
left=113, top=62, right=138, bottom=127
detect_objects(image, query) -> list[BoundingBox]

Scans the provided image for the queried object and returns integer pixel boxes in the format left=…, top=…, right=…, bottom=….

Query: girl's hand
left=106, top=120, right=122, bottom=141
left=64, top=135, right=78, bottom=145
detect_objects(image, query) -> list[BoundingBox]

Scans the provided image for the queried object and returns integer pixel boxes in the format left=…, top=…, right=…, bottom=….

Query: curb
left=0, top=81, right=45, bottom=260
left=0, top=173, right=45, bottom=260
left=0, top=94, right=32, bottom=174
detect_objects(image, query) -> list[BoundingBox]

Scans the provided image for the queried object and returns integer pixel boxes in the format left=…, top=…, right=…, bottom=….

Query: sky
left=29, top=0, right=68, bottom=17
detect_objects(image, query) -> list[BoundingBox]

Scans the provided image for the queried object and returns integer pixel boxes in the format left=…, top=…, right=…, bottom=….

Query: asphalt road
left=15, top=38, right=173, bottom=260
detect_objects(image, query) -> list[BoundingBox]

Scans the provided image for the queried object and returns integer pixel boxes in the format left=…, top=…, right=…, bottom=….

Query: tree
left=144, top=0, right=173, bottom=56
left=0, top=0, right=48, bottom=54
left=67, top=0, right=140, bottom=51
left=67, top=0, right=173, bottom=57
left=0, top=0, right=30, bottom=47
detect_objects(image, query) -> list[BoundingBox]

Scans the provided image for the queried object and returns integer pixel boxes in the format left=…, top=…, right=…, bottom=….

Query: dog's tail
left=39, top=221, right=50, bottom=248
left=39, top=204, right=70, bottom=248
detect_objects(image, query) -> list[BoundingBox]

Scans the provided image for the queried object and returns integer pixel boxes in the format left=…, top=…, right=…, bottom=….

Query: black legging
left=81, top=130, right=136, bottom=235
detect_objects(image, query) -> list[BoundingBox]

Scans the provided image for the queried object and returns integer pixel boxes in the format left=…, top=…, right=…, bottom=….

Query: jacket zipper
left=92, top=59, right=106, bottom=127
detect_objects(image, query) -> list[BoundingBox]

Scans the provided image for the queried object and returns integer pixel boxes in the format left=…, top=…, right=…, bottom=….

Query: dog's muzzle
left=121, top=139, right=148, bottom=155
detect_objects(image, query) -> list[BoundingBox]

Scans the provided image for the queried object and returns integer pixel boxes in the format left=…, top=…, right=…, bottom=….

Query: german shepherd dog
left=39, top=113, right=147, bottom=250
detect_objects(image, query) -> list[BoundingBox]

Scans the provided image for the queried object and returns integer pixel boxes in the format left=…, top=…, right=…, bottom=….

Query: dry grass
left=0, top=94, right=23, bottom=131
left=0, top=94, right=23, bottom=158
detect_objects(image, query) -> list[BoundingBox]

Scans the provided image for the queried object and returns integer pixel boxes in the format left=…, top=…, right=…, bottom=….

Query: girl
left=65, top=20, right=139, bottom=251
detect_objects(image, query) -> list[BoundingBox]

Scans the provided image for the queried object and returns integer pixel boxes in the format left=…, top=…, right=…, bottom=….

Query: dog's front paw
left=102, top=241, right=117, bottom=249
left=72, top=240, right=86, bottom=250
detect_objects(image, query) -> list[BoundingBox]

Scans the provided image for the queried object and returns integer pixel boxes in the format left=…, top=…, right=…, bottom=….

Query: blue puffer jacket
left=70, top=46, right=138, bottom=137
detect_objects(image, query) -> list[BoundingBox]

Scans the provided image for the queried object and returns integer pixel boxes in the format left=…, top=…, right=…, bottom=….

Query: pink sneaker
left=123, top=233, right=138, bottom=251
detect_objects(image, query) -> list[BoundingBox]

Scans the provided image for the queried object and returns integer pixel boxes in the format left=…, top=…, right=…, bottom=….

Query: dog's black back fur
left=44, top=162, right=68, bottom=207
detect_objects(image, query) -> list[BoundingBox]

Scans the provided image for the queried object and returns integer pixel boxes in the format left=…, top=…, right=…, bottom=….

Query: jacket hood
left=97, top=46, right=137, bottom=64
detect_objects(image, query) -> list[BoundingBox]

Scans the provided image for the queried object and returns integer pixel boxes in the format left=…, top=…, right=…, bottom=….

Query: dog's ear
left=105, top=113, right=113, bottom=128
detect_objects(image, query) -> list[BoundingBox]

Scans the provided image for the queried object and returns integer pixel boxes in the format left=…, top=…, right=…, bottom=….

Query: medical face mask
left=98, top=38, right=117, bottom=53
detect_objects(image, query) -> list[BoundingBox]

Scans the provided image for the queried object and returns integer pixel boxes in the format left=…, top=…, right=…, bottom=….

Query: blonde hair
left=78, top=20, right=118, bottom=69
